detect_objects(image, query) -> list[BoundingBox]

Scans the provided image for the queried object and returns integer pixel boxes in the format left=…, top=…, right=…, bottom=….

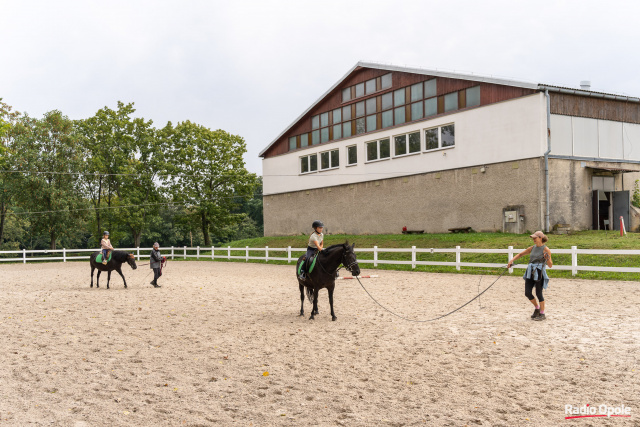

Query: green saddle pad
left=96, top=252, right=112, bottom=263
left=297, top=254, right=318, bottom=275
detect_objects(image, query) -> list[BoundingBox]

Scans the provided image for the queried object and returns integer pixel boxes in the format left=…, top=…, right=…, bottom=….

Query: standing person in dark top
left=508, top=231, right=553, bottom=321
left=150, top=242, right=164, bottom=288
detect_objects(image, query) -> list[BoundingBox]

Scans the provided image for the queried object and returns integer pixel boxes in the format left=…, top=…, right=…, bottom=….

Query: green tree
left=10, top=111, right=88, bottom=249
left=0, top=99, right=20, bottom=245
left=161, top=121, right=258, bottom=246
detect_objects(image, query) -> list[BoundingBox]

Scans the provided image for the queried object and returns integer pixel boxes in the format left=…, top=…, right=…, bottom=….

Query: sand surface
left=0, top=261, right=638, bottom=426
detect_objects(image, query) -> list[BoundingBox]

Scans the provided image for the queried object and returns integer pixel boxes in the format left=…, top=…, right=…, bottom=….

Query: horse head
left=127, top=253, right=138, bottom=270
left=342, top=242, right=360, bottom=276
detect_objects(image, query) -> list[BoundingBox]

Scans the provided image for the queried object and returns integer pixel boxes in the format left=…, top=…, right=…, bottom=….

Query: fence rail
left=1, top=245, right=640, bottom=276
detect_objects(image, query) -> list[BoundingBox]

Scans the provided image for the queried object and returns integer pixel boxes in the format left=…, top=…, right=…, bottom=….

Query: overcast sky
left=2, top=0, right=639, bottom=175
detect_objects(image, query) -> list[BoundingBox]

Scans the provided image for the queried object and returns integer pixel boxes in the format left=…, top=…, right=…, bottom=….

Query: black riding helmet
left=103, top=231, right=110, bottom=236
left=312, top=220, right=324, bottom=229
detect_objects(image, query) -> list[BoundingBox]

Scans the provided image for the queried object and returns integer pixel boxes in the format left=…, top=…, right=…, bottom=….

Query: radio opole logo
left=565, top=404, right=632, bottom=420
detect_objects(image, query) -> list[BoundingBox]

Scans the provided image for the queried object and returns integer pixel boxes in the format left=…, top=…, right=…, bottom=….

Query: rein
left=355, top=266, right=510, bottom=322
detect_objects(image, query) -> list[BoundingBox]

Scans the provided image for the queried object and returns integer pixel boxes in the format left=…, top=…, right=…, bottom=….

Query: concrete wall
left=263, top=158, right=544, bottom=236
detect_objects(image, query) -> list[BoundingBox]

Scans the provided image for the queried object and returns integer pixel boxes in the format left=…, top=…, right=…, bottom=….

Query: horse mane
left=112, top=250, right=130, bottom=262
left=325, top=241, right=350, bottom=252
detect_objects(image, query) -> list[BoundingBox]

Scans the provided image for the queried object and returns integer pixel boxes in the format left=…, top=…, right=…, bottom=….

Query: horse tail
left=305, top=285, right=314, bottom=304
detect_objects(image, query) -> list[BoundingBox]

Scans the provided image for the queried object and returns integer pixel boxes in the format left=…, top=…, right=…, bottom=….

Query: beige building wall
left=264, top=158, right=545, bottom=236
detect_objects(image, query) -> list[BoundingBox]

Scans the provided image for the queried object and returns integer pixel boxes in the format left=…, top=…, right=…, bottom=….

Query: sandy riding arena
left=1, top=261, right=638, bottom=426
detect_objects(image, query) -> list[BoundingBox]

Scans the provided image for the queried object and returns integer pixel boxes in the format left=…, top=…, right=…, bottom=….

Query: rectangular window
left=444, top=92, right=458, bottom=112
left=333, top=124, right=342, bottom=140
left=466, top=86, right=480, bottom=107
left=355, top=117, right=365, bottom=134
left=330, top=149, right=339, bottom=168
left=441, top=124, right=455, bottom=147
left=366, top=114, right=377, bottom=132
left=425, top=128, right=438, bottom=150
left=380, top=138, right=390, bottom=158
left=355, top=82, right=365, bottom=98
left=366, top=141, right=378, bottom=161
left=289, top=136, right=297, bottom=151
left=408, top=131, right=420, bottom=153
left=332, top=108, right=342, bottom=124
left=382, top=110, right=393, bottom=128
left=366, top=78, right=376, bottom=95
left=394, top=88, right=405, bottom=106
left=394, top=107, right=405, bottom=125
left=342, top=105, right=352, bottom=121
left=425, top=97, right=437, bottom=117
left=394, top=134, right=407, bottom=156
left=342, top=88, right=351, bottom=102
left=320, top=112, right=329, bottom=127
left=410, top=82, right=423, bottom=102
left=321, top=151, right=330, bottom=169
left=310, top=153, right=318, bottom=171
left=320, top=127, right=329, bottom=143
left=356, top=101, right=365, bottom=118
left=424, top=79, right=437, bottom=98
left=300, top=133, right=309, bottom=147
left=366, top=97, right=377, bottom=114
left=381, top=92, right=393, bottom=110
left=381, top=73, right=392, bottom=89
left=301, top=156, right=309, bottom=173
left=343, top=121, right=352, bottom=138
left=411, top=101, right=423, bottom=120
left=347, top=145, right=357, bottom=165
left=312, top=115, right=320, bottom=129
left=312, top=130, right=320, bottom=145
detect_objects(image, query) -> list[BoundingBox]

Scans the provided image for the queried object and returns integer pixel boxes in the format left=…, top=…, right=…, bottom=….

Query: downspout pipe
left=544, top=89, right=551, bottom=233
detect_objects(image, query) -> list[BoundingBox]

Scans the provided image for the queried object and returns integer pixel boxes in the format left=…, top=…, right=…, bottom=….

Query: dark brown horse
left=89, top=250, right=137, bottom=289
left=296, top=242, right=360, bottom=321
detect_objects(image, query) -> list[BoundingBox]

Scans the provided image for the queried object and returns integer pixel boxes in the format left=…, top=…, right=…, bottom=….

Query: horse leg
left=299, top=282, right=304, bottom=316
left=107, top=271, right=111, bottom=289
left=328, top=285, right=337, bottom=321
left=310, top=289, right=319, bottom=320
left=96, top=270, right=101, bottom=288
left=90, top=266, right=95, bottom=288
left=116, top=267, right=127, bottom=289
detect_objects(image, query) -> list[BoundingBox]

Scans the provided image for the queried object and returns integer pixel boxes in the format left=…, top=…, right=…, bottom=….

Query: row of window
left=342, top=73, right=392, bottom=103
left=299, top=124, right=455, bottom=174
left=289, top=82, right=477, bottom=151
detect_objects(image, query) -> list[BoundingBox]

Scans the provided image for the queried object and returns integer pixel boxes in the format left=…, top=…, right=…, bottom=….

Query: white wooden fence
left=1, top=245, right=640, bottom=276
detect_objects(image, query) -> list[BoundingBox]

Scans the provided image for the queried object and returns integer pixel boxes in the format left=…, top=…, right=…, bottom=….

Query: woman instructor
left=507, top=231, right=553, bottom=321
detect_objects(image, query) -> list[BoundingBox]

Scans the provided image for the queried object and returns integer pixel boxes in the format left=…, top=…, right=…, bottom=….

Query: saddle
left=96, top=251, right=112, bottom=263
left=298, top=252, right=319, bottom=276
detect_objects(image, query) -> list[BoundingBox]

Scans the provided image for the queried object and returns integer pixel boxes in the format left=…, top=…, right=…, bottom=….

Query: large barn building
left=260, top=62, right=640, bottom=235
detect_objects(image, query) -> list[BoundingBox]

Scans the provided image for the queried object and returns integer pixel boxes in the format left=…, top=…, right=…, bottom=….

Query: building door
left=612, top=191, right=630, bottom=231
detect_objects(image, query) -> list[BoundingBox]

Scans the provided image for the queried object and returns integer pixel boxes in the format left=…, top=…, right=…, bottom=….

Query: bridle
left=317, top=246, right=359, bottom=276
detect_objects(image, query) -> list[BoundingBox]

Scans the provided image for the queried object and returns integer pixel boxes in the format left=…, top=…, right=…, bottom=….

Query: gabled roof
left=259, top=61, right=539, bottom=157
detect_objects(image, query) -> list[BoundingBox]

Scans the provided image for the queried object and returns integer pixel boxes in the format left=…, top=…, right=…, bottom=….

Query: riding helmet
left=312, top=220, right=324, bottom=229
left=103, top=231, right=110, bottom=236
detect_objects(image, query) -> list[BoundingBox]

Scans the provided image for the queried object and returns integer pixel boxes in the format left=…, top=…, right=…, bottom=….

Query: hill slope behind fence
left=2, top=245, right=640, bottom=276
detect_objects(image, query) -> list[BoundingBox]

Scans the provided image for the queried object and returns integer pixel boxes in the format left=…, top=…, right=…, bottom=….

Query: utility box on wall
left=503, top=205, right=525, bottom=234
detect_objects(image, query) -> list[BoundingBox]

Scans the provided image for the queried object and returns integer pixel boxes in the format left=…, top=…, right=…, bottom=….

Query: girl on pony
left=298, top=220, right=324, bottom=281
left=100, top=231, right=114, bottom=265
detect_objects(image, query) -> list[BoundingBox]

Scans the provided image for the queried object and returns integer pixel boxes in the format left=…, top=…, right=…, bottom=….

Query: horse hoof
left=309, top=316, right=315, bottom=320
left=332, top=316, right=337, bottom=321
left=299, top=311, right=304, bottom=316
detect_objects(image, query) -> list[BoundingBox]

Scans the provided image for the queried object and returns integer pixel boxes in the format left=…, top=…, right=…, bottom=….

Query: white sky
left=2, top=0, right=639, bottom=175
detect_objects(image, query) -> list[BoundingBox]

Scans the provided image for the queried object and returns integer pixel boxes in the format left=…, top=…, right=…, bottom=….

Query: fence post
left=246, top=246, right=249, bottom=262
left=23, top=248, right=26, bottom=264
left=228, top=246, right=231, bottom=260
left=137, top=247, right=140, bottom=261
left=411, top=246, right=416, bottom=269
left=171, top=246, right=174, bottom=260
left=197, top=246, right=200, bottom=260
left=63, top=248, right=66, bottom=263
left=183, top=246, right=186, bottom=260
left=572, top=246, right=578, bottom=276
left=265, top=246, right=269, bottom=263
left=456, top=246, right=461, bottom=271
left=374, top=246, right=378, bottom=267
left=211, top=246, right=214, bottom=260
left=508, top=246, right=514, bottom=274
left=287, top=246, right=292, bottom=263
